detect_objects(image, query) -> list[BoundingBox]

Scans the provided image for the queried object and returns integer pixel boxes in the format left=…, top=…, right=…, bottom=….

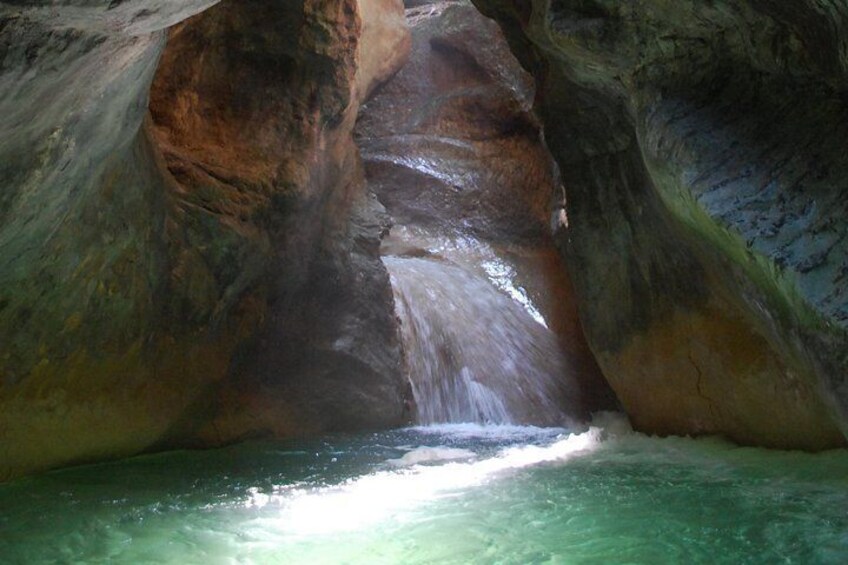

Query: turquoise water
left=2, top=417, right=847, bottom=564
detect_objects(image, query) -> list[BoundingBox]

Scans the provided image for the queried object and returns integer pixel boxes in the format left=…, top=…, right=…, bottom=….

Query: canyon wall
left=473, top=0, right=848, bottom=449
left=4, top=0, right=848, bottom=481
left=0, top=0, right=410, bottom=480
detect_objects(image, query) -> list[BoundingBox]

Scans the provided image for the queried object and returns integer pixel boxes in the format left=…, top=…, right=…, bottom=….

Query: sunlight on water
left=481, top=258, right=548, bottom=327
left=1, top=415, right=847, bottom=564
left=249, top=422, right=606, bottom=539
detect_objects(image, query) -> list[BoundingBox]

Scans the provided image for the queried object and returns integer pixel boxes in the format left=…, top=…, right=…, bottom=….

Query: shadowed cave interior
left=1, top=0, right=848, bottom=561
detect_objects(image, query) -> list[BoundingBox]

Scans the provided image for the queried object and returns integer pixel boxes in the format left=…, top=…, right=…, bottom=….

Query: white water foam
left=387, top=446, right=477, bottom=467
left=409, top=422, right=569, bottom=441
left=247, top=414, right=631, bottom=538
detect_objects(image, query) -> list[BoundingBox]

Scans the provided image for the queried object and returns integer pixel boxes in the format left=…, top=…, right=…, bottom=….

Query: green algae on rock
left=471, top=0, right=848, bottom=449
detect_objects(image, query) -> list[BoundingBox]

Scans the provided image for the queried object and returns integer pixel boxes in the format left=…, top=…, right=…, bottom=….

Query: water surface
left=2, top=418, right=847, bottom=564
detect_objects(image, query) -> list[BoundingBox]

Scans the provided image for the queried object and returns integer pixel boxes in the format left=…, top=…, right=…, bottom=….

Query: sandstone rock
left=472, top=0, right=848, bottom=449
left=0, top=0, right=410, bottom=480
left=0, top=0, right=224, bottom=483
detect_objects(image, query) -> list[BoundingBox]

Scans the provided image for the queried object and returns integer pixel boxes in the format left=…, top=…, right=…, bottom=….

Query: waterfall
left=385, top=256, right=584, bottom=427
left=359, top=0, right=602, bottom=428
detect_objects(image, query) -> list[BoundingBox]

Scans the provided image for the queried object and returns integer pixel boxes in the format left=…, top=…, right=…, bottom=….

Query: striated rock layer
left=472, top=0, right=848, bottom=449
left=0, top=0, right=410, bottom=481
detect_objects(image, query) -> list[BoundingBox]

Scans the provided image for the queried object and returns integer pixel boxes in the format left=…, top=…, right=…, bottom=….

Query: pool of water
left=2, top=415, right=847, bottom=564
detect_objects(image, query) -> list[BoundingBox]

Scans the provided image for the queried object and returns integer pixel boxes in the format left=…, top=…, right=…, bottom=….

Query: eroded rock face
left=148, top=0, right=412, bottom=443
left=357, top=0, right=617, bottom=418
left=472, top=0, right=848, bottom=449
left=0, top=0, right=410, bottom=480
left=0, top=0, right=222, bottom=482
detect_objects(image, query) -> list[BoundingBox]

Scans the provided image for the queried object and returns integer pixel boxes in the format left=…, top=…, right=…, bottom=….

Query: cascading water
left=385, top=255, right=584, bottom=427
left=351, top=0, right=616, bottom=428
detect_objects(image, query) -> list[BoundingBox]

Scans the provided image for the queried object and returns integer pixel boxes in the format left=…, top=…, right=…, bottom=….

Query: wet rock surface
left=358, top=0, right=544, bottom=243
left=357, top=0, right=617, bottom=420
left=472, top=0, right=848, bottom=448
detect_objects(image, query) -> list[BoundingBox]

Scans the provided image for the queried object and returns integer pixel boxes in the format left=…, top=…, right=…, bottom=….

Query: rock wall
left=472, top=0, right=848, bottom=449
left=5, top=0, right=845, bottom=482
left=147, top=0, right=411, bottom=444
left=0, top=0, right=410, bottom=480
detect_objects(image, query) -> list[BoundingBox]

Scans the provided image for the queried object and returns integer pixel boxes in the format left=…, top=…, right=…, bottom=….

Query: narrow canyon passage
left=354, top=0, right=614, bottom=425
